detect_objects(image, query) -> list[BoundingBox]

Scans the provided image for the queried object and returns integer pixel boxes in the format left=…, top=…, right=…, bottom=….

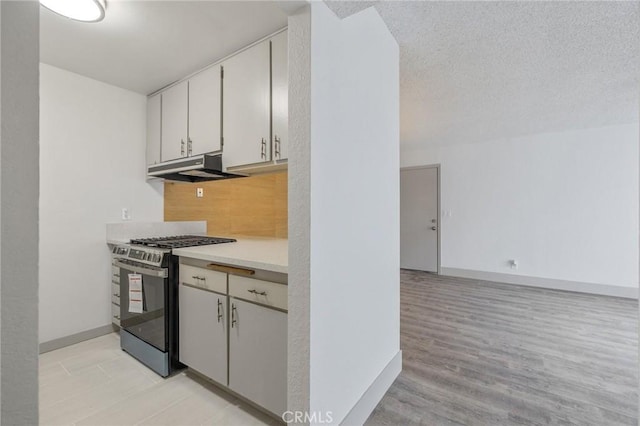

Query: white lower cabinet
left=229, top=298, right=287, bottom=417
left=179, top=283, right=228, bottom=386
left=178, top=259, right=287, bottom=417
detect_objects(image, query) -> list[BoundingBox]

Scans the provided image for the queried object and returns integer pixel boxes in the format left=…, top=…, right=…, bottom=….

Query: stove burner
left=130, top=235, right=236, bottom=249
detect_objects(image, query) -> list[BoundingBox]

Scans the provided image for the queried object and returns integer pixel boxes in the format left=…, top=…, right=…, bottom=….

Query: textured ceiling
left=326, top=1, right=639, bottom=149
left=40, top=1, right=288, bottom=94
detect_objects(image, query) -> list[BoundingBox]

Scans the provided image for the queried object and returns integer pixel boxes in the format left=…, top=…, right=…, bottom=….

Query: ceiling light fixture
left=40, top=0, right=106, bottom=23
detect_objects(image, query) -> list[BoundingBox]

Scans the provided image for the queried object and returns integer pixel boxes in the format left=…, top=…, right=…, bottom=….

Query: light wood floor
left=366, top=270, right=639, bottom=426
left=39, top=333, right=277, bottom=426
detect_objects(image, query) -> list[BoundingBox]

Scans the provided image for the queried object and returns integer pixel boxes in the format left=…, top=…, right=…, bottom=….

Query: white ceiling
left=40, top=1, right=288, bottom=95
left=326, top=1, right=639, bottom=149
left=41, top=1, right=639, bottom=149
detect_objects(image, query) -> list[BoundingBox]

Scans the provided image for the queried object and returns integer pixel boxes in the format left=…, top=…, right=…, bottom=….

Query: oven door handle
left=113, top=260, right=168, bottom=278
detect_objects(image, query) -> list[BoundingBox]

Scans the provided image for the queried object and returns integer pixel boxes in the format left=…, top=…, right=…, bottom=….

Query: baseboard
left=39, top=324, right=116, bottom=354
left=340, top=350, right=402, bottom=426
left=441, top=267, right=638, bottom=299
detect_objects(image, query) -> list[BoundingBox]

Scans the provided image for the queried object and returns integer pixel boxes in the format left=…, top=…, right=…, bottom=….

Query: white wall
left=287, top=4, right=312, bottom=418
left=39, top=64, right=164, bottom=344
left=1, top=2, right=40, bottom=423
left=402, top=124, right=639, bottom=296
left=307, top=4, right=400, bottom=424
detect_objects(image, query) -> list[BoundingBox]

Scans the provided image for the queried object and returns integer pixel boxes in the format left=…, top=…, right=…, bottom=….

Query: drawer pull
left=248, top=289, right=267, bottom=296
left=114, top=315, right=120, bottom=320
left=217, top=299, right=223, bottom=323
left=206, top=263, right=255, bottom=276
left=192, top=275, right=206, bottom=281
left=113, top=293, right=119, bottom=297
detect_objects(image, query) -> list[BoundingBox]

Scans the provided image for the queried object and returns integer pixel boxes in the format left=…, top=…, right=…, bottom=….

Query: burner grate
left=130, top=235, right=236, bottom=249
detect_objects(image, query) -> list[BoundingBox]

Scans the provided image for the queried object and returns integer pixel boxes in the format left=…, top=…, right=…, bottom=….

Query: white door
left=222, top=40, right=271, bottom=169
left=400, top=167, right=439, bottom=272
left=188, top=66, right=222, bottom=156
left=271, top=31, right=288, bottom=162
left=146, top=94, right=161, bottom=166
left=178, top=284, right=227, bottom=385
left=161, top=81, right=188, bottom=161
left=229, top=298, right=287, bottom=416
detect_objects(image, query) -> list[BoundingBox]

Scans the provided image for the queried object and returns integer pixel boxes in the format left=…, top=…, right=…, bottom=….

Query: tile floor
left=39, top=332, right=279, bottom=426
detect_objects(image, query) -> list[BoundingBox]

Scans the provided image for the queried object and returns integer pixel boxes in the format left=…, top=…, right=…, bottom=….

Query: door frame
left=400, top=164, right=441, bottom=274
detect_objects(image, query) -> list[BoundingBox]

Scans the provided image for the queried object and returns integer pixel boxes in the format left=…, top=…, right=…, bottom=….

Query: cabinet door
left=189, top=66, right=222, bottom=156
left=271, top=31, right=288, bottom=162
left=179, top=283, right=227, bottom=385
left=222, top=40, right=271, bottom=169
left=229, top=298, right=287, bottom=415
left=161, top=81, right=188, bottom=161
left=146, top=94, right=161, bottom=166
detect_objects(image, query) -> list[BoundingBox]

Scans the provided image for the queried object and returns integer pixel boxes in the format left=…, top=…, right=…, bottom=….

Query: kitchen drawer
left=180, top=264, right=227, bottom=294
left=112, top=303, right=121, bottom=326
left=112, top=283, right=120, bottom=305
left=229, top=275, right=287, bottom=311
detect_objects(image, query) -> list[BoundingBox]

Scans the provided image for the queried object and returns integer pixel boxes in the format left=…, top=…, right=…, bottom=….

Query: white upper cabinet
left=189, top=66, right=222, bottom=157
left=271, top=31, right=288, bottom=162
left=161, top=81, right=188, bottom=161
left=146, top=94, right=161, bottom=166
left=222, top=39, right=271, bottom=169
left=148, top=29, right=287, bottom=172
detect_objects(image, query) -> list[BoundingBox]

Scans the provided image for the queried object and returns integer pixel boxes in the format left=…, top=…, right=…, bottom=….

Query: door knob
left=431, top=226, right=437, bottom=231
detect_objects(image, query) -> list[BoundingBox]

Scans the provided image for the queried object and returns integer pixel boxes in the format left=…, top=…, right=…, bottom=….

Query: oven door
left=115, top=260, right=168, bottom=352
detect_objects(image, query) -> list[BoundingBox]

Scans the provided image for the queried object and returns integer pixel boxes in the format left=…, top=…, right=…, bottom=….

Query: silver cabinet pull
left=187, top=138, right=193, bottom=156
left=217, top=299, right=223, bottom=323
left=231, top=303, right=237, bottom=328
left=181, top=139, right=185, bottom=156
left=431, top=226, right=437, bottom=231
left=260, top=138, right=266, bottom=160
left=191, top=275, right=205, bottom=281
left=274, top=135, right=281, bottom=159
left=248, top=289, right=267, bottom=296
left=114, top=315, right=121, bottom=320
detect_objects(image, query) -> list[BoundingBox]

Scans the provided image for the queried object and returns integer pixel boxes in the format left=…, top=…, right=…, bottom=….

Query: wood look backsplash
left=164, top=171, right=287, bottom=238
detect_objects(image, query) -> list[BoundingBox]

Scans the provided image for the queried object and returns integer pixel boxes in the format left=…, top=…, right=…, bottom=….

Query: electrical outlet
left=196, top=188, right=204, bottom=198
left=122, top=208, right=131, bottom=221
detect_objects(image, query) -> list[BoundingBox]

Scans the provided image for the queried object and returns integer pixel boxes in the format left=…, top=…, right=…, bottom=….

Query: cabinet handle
left=192, top=275, right=205, bottom=281
left=217, top=299, right=223, bottom=323
left=274, top=135, right=281, bottom=159
left=113, top=293, right=119, bottom=297
left=187, top=138, right=193, bottom=156
left=261, top=138, right=267, bottom=160
left=114, top=315, right=120, bottom=320
left=181, top=139, right=185, bottom=156
left=231, top=303, right=237, bottom=328
left=248, top=289, right=267, bottom=296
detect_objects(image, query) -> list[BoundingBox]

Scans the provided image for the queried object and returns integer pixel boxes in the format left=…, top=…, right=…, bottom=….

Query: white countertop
left=173, top=237, right=288, bottom=274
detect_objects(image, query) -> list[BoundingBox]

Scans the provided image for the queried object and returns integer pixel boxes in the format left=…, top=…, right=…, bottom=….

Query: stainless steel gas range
left=112, top=235, right=236, bottom=377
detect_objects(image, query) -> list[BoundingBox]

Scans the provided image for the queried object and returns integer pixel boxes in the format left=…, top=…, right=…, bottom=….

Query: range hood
left=147, top=154, right=245, bottom=183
